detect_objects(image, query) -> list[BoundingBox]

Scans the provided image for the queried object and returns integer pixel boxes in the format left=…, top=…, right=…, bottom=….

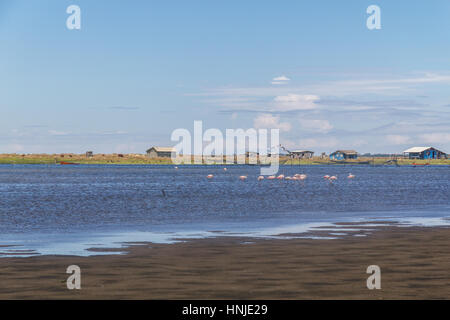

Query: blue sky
left=1, top=0, right=449, bottom=154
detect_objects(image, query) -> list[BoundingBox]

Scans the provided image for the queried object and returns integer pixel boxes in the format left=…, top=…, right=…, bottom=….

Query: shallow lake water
left=0, top=164, right=449, bottom=256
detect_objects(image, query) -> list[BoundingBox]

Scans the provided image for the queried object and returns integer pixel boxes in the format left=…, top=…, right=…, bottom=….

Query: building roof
left=403, top=147, right=432, bottom=153
left=147, top=146, right=176, bottom=153
left=331, top=150, right=357, bottom=155
left=291, top=150, right=314, bottom=153
left=403, top=146, right=447, bottom=154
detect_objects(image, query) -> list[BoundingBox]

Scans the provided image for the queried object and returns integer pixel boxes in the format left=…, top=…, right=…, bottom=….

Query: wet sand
left=0, top=225, right=449, bottom=299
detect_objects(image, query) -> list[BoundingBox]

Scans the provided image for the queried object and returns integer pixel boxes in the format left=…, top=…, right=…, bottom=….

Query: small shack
left=403, top=147, right=447, bottom=159
left=329, top=150, right=358, bottom=160
left=291, top=150, right=314, bottom=159
left=86, top=151, right=93, bottom=158
left=146, top=146, right=176, bottom=158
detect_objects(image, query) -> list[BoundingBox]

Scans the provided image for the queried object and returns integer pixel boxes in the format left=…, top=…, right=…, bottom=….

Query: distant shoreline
left=0, top=154, right=449, bottom=166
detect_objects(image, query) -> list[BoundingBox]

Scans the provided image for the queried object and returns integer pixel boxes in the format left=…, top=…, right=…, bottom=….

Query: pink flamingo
left=329, top=176, right=337, bottom=183
left=323, top=175, right=330, bottom=179
left=223, top=168, right=227, bottom=171
left=239, top=175, right=247, bottom=181
left=207, top=174, right=214, bottom=179
left=257, top=176, right=264, bottom=181
left=348, top=173, right=355, bottom=179
left=267, top=176, right=276, bottom=180
left=277, top=174, right=285, bottom=180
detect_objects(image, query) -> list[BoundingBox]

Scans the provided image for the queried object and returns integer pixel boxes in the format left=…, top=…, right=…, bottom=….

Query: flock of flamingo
left=200, top=168, right=355, bottom=182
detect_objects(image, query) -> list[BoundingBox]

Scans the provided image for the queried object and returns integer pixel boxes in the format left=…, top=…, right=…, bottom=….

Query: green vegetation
left=0, top=154, right=449, bottom=165
left=281, top=157, right=450, bottom=166
left=0, top=154, right=174, bottom=165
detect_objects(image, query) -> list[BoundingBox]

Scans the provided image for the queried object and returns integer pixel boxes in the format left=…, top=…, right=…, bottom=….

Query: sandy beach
left=0, top=224, right=449, bottom=299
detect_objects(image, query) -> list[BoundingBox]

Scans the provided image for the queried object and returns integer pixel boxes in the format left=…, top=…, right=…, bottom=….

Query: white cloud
left=352, top=138, right=369, bottom=147
left=273, top=94, right=319, bottom=111
left=195, top=72, right=450, bottom=102
left=419, top=133, right=450, bottom=144
left=48, top=130, right=70, bottom=136
left=253, top=113, right=291, bottom=132
left=5, top=144, right=25, bottom=153
left=10, top=129, right=25, bottom=137
left=191, top=71, right=450, bottom=153
left=271, top=75, right=290, bottom=85
left=299, top=119, right=333, bottom=133
left=273, top=75, right=290, bottom=81
left=325, top=73, right=450, bottom=95
left=385, top=135, right=411, bottom=145
left=298, top=137, right=339, bottom=149
left=98, top=131, right=128, bottom=135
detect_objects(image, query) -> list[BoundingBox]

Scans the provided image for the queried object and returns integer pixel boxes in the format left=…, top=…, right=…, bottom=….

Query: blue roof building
left=329, top=150, right=358, bottom=160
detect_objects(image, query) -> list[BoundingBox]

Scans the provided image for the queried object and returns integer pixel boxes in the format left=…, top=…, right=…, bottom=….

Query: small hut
left=329, top=150, right=358, bottom=160
left=403, top=147, right=447, bottom=159
left=146, top=147, right=176, bottom=158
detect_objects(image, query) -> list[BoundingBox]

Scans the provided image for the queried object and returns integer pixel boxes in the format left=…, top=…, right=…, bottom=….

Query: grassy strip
left=1, top=154, right=449, bottom=165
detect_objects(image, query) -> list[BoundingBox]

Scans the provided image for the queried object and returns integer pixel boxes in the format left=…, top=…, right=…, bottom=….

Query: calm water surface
left=0, top=164, right=449, bottom=256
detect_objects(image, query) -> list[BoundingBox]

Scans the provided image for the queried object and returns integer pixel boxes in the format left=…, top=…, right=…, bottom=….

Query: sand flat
left=0, top=226, right=449, bottom=299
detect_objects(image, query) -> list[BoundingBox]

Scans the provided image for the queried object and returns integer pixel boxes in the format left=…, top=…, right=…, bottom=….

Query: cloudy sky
left=1, top=0, right=449, bottom=154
